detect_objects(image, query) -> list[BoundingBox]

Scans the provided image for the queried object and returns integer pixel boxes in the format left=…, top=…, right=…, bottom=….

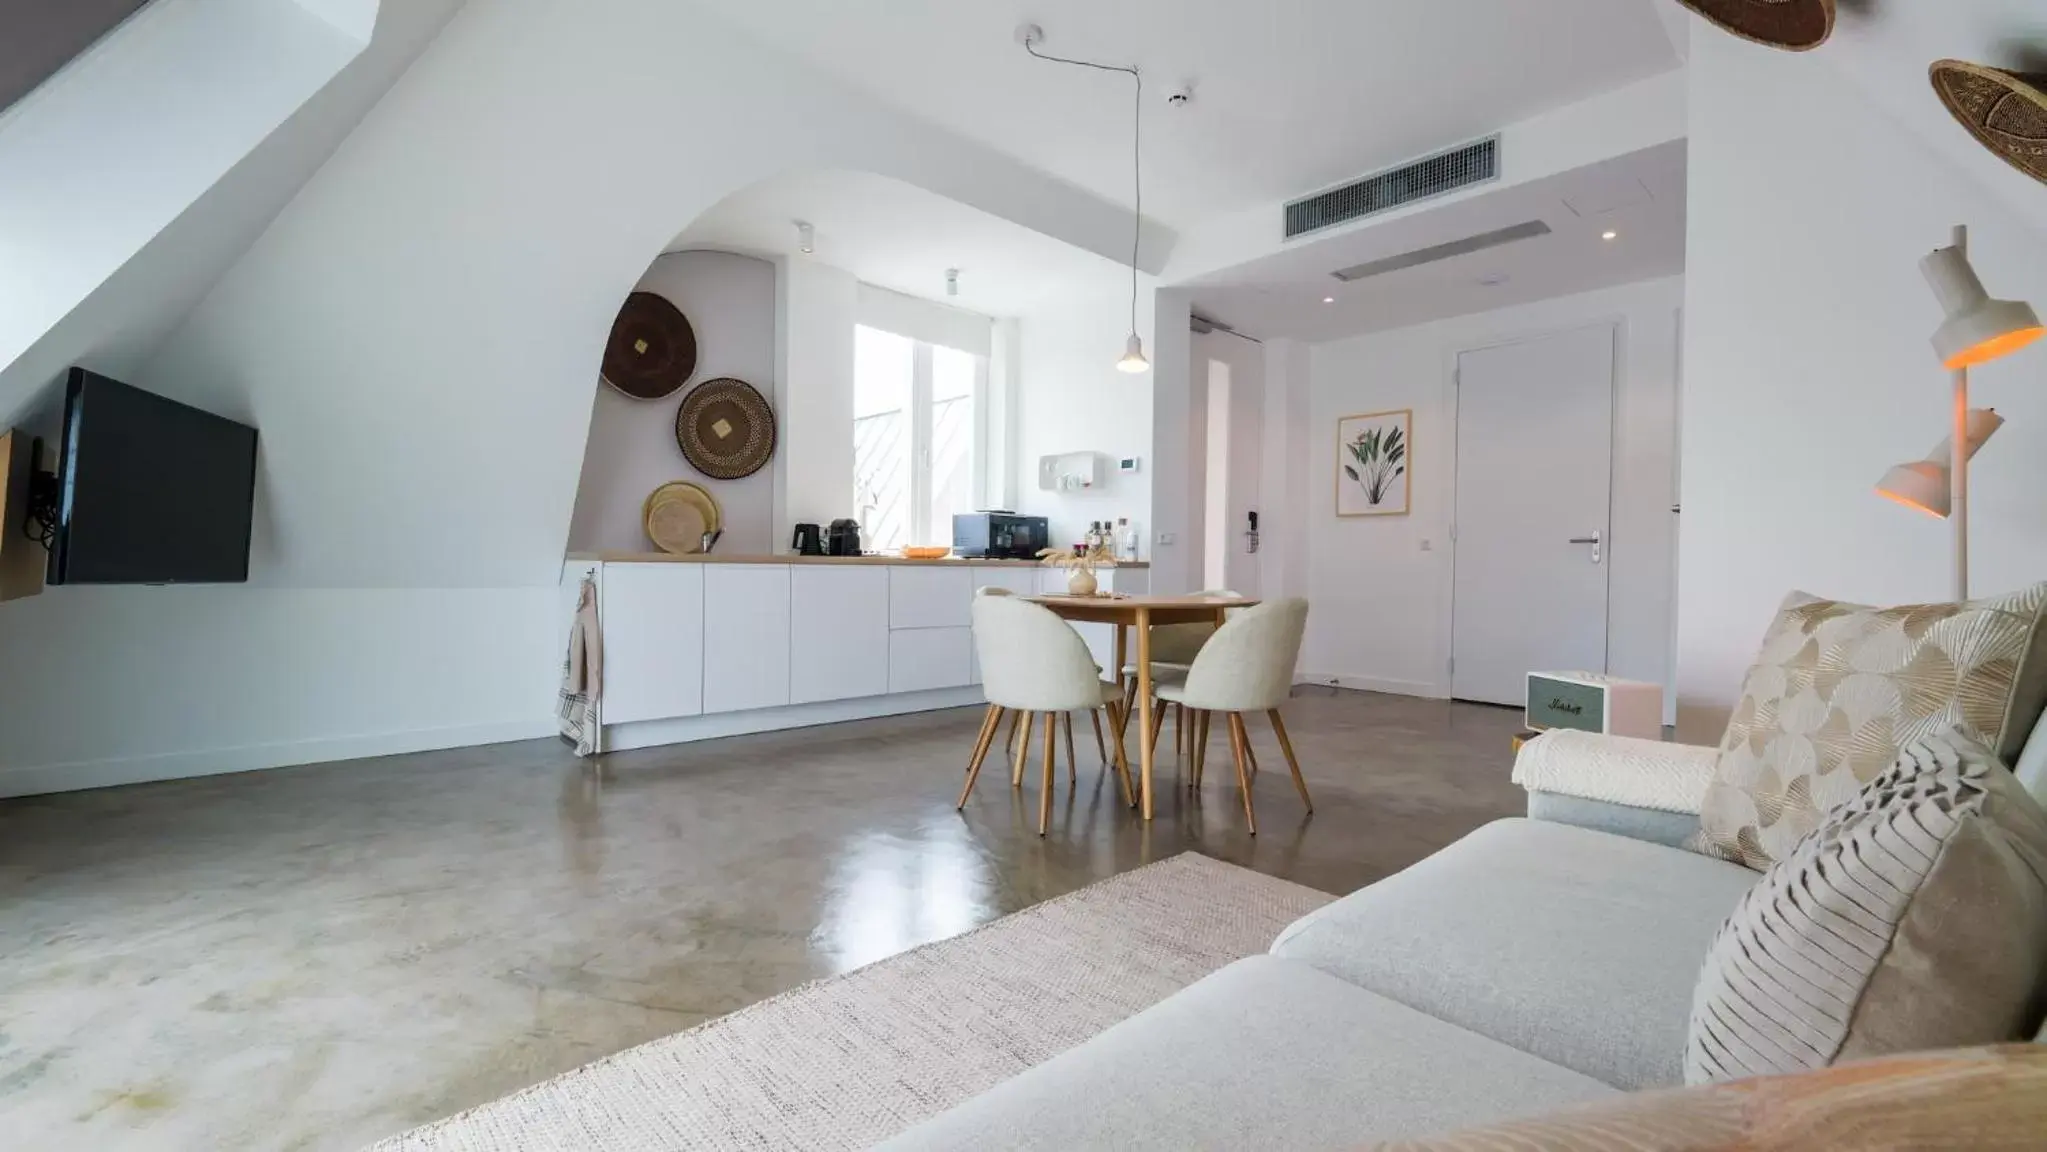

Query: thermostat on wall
left=1117, top=457, right=1141, bottom=474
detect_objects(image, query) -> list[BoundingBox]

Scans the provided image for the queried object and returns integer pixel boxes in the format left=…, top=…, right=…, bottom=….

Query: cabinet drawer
left=889, top=627, right=973, bottom=694
left=889, top=567, right=972, bottom=630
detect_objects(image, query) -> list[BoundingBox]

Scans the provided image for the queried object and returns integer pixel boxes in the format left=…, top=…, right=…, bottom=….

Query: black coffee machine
left=791, top=523, right=824, bottom=556
left=826, top=519, right=862, bottom=557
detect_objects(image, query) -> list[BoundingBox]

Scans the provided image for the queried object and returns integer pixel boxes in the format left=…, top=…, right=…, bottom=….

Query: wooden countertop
left=567, top=551, right=1149, bottom=570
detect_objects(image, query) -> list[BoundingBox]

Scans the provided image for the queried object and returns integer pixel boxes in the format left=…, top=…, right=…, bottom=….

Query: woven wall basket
left=602, top=292, right=698, bottom=400
left=1931, top=60, right=2047, bottom=188
left=1673, top=0, right=1833, bottom=52
left=676, top=378, right=776, bottom=480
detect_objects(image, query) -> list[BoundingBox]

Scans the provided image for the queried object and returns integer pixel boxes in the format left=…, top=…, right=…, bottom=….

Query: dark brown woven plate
left=676, top=378, right=776, bottom=480
left=1931, top=60, right=2047, bottom=188
left=602, top=292, right=697, bottom=400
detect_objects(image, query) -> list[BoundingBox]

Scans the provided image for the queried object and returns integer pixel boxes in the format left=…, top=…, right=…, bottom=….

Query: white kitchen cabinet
left=888, top=566, right=972, bottom=630
left=972, top=566, right=1038, bottom=598
left=790, top=566, right=890, bottom=704
left=889, top=626, right=973, bottom=694
left=702, top=565, right=792, bottom=714
left=599, top=563, right=705, bottom=724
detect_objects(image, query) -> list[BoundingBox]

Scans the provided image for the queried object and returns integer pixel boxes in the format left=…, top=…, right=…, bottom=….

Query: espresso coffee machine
left=825, top=518, right=862, bottom=557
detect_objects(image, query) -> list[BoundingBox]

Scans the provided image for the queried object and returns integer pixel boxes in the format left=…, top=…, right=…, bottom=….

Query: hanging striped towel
left=556, top=574, right=602, bottom=756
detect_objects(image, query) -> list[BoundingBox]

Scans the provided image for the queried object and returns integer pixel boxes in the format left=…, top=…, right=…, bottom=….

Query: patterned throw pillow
left=1363, top=1045, right=2047, bottom=1152
left=1696, top=583, right=2047, bottom=869
left=1687, top=729, right=2047, bottom=1085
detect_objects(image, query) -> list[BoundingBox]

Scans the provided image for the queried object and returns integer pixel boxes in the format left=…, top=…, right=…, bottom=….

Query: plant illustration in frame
left=1336, top=409, right=1411, bottom=517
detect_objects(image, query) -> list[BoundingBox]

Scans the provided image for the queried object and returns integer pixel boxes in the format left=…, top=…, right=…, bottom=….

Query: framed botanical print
left=1336, top=409, right=1410, bottom=517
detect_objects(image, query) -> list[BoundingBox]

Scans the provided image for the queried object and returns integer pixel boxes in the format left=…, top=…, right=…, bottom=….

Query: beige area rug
left=374, top=853, right=1332, bottom=1151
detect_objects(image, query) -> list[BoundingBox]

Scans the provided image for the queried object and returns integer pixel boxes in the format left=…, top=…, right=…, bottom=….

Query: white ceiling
left=688, top=0, right=1682, bottom=229
left=674, top=168, right=1137, bottom=317
left=1188, top=140, right=1687, bottom=342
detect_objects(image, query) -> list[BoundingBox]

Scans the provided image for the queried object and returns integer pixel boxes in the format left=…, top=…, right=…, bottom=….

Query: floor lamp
left=1876, top=225, right=2043, bottom=600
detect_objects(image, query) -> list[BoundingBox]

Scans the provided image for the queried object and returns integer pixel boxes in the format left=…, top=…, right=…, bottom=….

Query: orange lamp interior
left=1944, top=325, right=2046, bottom=370
left=1875, top=485, right=1948, bottom=519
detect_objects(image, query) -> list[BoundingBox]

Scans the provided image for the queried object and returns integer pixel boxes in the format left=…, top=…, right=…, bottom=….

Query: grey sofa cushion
left=875, top=955, right=1616, bottom=1152
left=1526, top=791, right=1702, bottom=848
left=1270, top=818, right=1758, bottom=1091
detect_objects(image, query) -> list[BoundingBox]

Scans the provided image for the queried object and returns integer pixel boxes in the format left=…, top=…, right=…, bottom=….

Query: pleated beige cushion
left=1686, top=729, right=2047, bottom=1085
left=1696, top=584, right=2047, bottom=870
left=1366, top=1045, right=2047, bottom=1152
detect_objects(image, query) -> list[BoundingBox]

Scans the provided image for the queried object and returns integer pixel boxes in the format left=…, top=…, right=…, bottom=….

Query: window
left=853, top=325, right=983, bottom=551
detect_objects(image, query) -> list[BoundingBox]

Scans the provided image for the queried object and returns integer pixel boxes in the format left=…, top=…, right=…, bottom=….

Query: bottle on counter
left=1120, top=517, right=1138, bottom=561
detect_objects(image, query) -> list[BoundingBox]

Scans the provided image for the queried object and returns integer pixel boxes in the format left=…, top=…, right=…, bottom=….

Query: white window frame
left=854, top=325, right=988, bottom=549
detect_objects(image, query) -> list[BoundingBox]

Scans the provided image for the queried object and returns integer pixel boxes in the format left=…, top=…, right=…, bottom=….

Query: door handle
left=1568, top=530, right=1603, bottom=565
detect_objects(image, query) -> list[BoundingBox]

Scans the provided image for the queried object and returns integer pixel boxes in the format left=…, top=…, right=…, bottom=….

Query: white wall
left=1675, top=31, right=2047, bottom=739
left=0, top=586, right=554, bottom=798
left=1014, top=283, right=1156, bottom=553
left=1258, top=338, right=1313, bottom=603
left=569, top=250, right=777, bottom=555
left=775, top=258, right=858, bottom=546
left=1303, top=276, right=1684, bottom=701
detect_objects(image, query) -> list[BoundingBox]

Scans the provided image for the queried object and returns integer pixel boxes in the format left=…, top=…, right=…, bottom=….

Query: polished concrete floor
left=0, top=690, right=1525, bottom=1151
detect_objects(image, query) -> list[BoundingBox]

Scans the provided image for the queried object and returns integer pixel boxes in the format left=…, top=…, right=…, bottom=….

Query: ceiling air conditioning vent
left=1284, top=136, right=1499, bottom=241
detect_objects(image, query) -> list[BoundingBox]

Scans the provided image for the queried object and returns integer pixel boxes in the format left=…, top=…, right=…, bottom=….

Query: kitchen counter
left=567, top=551, right=1149, bottom=569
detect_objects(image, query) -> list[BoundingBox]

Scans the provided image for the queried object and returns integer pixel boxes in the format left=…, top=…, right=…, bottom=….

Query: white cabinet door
left=889, top=566, right=972, bottom=630
left=790, top=567, right=890, bottom=704
left=703, top=565, right=792, bottom=714
left=889, top=627, right=973, bottom=693
left=599, top=564, right=705, bottom=724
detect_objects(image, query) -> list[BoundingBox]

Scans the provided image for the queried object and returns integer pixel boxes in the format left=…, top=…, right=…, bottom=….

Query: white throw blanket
left=556, top=575, right=602, bottom=756
left=1510, top=729, right=1718, bottom=814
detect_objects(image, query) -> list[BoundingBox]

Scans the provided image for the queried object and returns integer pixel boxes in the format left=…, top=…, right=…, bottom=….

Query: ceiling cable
left=1022, top=34, right=1143, bottom=353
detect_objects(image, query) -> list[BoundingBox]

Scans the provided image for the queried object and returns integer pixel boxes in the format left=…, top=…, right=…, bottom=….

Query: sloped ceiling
left=0, top=0, right=466, bottom=429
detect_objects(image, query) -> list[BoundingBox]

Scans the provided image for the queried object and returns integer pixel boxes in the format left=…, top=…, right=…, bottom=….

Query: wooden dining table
left=1026, top=593, right=1258, bottom=820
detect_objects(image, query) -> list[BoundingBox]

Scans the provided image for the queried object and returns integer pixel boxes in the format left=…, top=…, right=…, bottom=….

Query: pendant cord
left=1023, top=39, right=1141, bottom=335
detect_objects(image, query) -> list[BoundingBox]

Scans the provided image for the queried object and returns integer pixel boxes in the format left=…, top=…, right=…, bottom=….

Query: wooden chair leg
left=1192, top=710, right=1211, bottom=788
left=1122, top=677, right=1139, bottom=721
left=1061, top=712, right=1077, bottom=783
left=1089, top=709, right=1108, bottom=763
left=1006, top=709, right=1022, bottom=754
left=1105, top=706, right=1135, bottom=808
left=1012, top=711, right=1033, bottom=787
left=1245, top=732, right=1260, bottom=777
left=1175, top=703, right=1185, bottom=756
left=957, top=705, right=1002, bottom=809
left=1269, top=709, right=1313, bottom=812
left=1039, top=713, right=1057, bottom=836
left=1227, top=713, right=1259, bottom=836
left=1149, top=698, right=1168, bottom=761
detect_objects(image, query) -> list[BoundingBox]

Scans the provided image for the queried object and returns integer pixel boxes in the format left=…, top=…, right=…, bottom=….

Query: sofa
left=878, top=726, right=2047, bottom=1150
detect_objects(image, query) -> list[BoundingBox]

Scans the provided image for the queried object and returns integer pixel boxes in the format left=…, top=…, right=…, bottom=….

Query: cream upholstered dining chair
left=1153, top=598, right=1311, bottom=835
left=963, top=594, right=1134, bottom=835
left=1121, top=589, right=1239, bottom=755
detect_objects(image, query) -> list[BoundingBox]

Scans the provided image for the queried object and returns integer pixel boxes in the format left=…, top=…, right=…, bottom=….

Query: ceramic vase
left=1067, top=568, right=1098, bottom=596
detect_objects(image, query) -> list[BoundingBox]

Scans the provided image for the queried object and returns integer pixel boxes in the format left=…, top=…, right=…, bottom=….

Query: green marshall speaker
left=1524, top=672, right=1663, bottom=739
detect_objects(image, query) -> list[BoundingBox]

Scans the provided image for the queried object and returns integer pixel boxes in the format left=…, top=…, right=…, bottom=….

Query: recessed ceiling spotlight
left=1323, top=296, right=1335, bottom=304
left=796, top=221, right=816, bottom=254
left=1478, top=273, right=1510, bottom=287
left=1601, top=229, right=1619, bottom=241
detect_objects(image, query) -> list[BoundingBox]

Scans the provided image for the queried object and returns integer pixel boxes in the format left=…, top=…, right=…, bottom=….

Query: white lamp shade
left=1877, top=461, right=1950, bottom=518
left=1873, top=407, right=2004, bottom=519
left=1116, top=332, right=1150, bottom=374
left=1920, top=245, right=2044, bottom=369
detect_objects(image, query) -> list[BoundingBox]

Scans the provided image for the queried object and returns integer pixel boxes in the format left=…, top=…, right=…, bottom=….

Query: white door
left=1451, top=324, right=1615, bottom=706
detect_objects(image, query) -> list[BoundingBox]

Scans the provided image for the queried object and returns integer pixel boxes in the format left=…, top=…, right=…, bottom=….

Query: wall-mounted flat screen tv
left=47, top=368, right=259, bottom=585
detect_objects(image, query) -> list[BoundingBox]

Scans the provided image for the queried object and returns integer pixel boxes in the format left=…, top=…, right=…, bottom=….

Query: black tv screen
left=48, top=368, right=259, bottom=585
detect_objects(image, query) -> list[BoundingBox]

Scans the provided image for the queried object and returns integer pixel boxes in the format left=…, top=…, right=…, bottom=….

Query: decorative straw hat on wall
left=1673, top=0, right=1834, bottom=52
left=1931, top=60, right=2047, bottom=188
